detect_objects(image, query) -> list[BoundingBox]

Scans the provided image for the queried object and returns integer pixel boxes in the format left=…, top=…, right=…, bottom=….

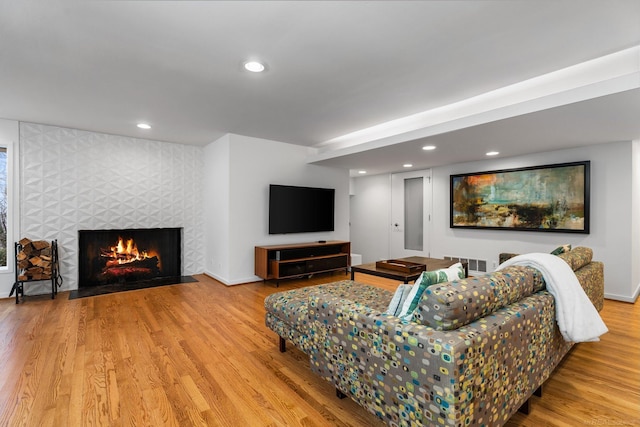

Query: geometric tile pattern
left=20, top=122, right=205, bottom=292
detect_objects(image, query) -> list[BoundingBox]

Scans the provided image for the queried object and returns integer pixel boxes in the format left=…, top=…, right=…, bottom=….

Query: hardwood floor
left=0, top=272, right=638, bottom=426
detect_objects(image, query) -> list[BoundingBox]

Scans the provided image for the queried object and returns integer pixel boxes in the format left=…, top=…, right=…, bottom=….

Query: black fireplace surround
left=78, top=227, right=182, bottom=288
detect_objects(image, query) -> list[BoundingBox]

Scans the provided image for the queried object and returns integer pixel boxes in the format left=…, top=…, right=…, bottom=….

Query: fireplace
left=78, top=228, right=182, bottom=288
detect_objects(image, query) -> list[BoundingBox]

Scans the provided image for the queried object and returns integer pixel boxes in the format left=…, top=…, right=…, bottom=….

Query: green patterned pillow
left=396, top=262, right=465, bottom=321
left=550, top=244, right=571, bottom=255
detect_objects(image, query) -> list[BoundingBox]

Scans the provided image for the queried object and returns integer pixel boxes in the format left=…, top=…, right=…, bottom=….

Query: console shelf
left=255, top=241, right=350, bottom=285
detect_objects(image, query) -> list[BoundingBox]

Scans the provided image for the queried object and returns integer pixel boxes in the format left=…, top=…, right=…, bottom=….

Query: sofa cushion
left=558, top=246, right=593, bottom=271
left=264, top=280, right=391, bottom=332
left=397, top=262, right=465, bottom=321
left=412, top=265, right=545, bottom=330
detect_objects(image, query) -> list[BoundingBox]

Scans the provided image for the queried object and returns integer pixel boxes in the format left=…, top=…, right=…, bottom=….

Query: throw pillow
left=384, top=284, right=413, bottom=316
left=550, top=244, right=572, bottom=255
left=396, top=262, right=465, bottom=321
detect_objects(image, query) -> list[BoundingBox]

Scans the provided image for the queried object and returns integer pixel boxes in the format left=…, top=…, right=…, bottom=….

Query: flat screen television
left=269, top=184, right=335, bottom=234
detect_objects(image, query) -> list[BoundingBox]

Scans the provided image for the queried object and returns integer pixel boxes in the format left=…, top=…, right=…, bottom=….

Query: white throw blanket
left=497, top=253, right=608, bottom=343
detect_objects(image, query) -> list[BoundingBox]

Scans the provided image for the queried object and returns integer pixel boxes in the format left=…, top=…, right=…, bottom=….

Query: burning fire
left=102, top=237, right=156, bottom=266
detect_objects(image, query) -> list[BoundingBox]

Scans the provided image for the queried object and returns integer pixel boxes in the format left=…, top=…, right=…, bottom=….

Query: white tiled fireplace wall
left=20, top=123, right=204, bottom=292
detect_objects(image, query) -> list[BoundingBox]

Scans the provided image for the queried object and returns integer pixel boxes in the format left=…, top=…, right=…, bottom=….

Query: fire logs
left=17, top=238, right=53, bottom=281
left=102, top=256, right=160, bottom=279
left=99, top=237, right=160, bottom=280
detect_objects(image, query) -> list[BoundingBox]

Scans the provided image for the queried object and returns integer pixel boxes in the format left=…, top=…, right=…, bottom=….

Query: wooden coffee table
left=351, top=256, right=468, bottom=283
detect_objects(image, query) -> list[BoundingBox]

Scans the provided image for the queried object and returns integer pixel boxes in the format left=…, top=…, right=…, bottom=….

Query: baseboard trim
left=604, top=289, right=639, bottom=303
left=202, top=271, right=261, bottom=287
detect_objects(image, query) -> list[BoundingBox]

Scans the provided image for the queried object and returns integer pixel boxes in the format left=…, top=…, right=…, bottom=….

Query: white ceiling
left=1, top=1, right=640, bottom=175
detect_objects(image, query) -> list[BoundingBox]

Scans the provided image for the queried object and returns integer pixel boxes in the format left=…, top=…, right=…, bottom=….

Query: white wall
left=0, top=119, right=20, bottom=298
left=349, top=173, right=392, bottom=263
left=203, top=134, right=350, bottom=285
left=203, top=134, right=231, bottom=281
left=632, top=140, right=640, bottom=301
left=6, top=120, right=636, bottom=300
left=351, top=141, right=639, bottom=301
left=2, top=123, right=349, bottom=296
left=17, top=123, right=205, bottom=293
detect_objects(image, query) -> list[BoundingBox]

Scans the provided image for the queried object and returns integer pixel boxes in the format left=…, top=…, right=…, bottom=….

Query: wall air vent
left=444, top=256, right=488, bottom=273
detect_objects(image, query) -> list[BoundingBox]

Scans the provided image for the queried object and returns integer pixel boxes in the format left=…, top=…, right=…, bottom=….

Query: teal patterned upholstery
left=573, top=260, right=604, bottom=311
left=498, top=252, right=519, bottom=265
left=499, top=247, right=603, bottom=311
left=308, top=291, right=570, bottom=426
left=412, top=265, right=545, bottom=330
left=558, top=246, right=592, bottom=271
left=265, top=250, right=604, bottom=426
left=264, top=280, right=392, bottom=354
left=499, top=246, right=593, bottom=271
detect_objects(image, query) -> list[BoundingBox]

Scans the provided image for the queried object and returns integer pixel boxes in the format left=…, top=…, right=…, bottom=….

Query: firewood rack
left=10, top=239, right=61, bottom=304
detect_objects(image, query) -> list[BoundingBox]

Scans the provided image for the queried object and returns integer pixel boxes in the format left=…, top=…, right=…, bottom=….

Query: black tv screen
left=269, top=184, right=335, bottom=234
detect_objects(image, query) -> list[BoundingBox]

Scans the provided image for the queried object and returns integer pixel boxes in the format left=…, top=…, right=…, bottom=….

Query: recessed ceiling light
left=358, top=170, right=367, bottom=174
left=403, top=164, right=413, bottom=168
left=422, top=145, right=436, bottom=151
left=137, top=123, right=151, bottom=130
left=244, top=61, right=265, bottom=72
left=486, top=151, right=500, bottom=156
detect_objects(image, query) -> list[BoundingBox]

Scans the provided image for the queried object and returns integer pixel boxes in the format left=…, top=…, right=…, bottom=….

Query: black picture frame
left=450, top=161, right=590, bottom=233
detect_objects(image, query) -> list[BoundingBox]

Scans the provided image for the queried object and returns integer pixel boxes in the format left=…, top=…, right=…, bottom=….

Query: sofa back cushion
left=557, top=246, right=593, bottom=271
left=412, top=265, right=544, bottom=330
left=500, top=246, right=593, bottom=271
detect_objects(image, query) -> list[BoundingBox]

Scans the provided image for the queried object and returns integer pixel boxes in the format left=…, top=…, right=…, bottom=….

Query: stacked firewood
left=17, top=238, right=53, bottom=281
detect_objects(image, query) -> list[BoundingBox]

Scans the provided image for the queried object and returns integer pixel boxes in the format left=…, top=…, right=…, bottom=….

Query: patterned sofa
left=264, top=247, right=604, bottom=426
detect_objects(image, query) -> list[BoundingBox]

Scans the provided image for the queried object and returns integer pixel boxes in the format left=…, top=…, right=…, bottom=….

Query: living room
left=0, top=1, right=639, bottom=426
left=0, top=123, right=638, bottom=302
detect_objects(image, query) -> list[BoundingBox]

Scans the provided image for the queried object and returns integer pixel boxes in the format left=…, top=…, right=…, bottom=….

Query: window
left=0, top=147, right=6, bottom=267
left=404, top=177, right=423, bottom=251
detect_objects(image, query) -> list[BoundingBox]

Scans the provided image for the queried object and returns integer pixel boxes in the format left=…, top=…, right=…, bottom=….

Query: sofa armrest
left=498, top=248, right=603, bottom=311
left=575, top=261, right=604, bottom=311
left=307, top=291, right=571, bottom=426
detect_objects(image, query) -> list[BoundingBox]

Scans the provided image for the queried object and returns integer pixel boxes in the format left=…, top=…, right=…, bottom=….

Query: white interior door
left=390, top=169, right=432, bottom=258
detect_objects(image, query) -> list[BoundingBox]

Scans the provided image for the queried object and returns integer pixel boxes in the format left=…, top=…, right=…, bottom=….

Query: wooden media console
left=255, top=241, right=350, bottom=285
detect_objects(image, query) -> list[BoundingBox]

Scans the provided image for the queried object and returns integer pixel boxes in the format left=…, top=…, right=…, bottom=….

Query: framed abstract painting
left=450, top=161, right=590, bottom=233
